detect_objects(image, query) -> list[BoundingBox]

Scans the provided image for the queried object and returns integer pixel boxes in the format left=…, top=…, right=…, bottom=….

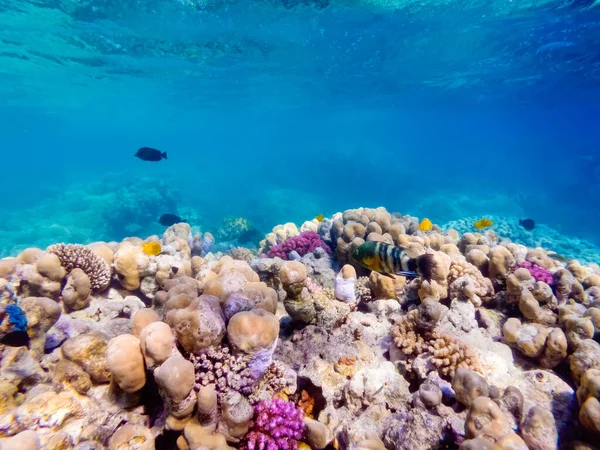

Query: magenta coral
left=266, top=231, right=330, bottom=260
left=243, top=398, right=305, bottom=450
left=516, top=261, right=554, bottom=286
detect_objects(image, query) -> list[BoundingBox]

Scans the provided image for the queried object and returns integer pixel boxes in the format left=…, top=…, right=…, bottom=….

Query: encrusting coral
left=1, top=205, right=600, bottom=450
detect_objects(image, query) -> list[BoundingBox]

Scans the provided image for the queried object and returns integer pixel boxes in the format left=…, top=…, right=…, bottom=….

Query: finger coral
left=242, top=398, right=305, bottom=450
left=47, top=243, right=112, bottom=292
left=190, top=345, right=255, bottom=399
left=391, top=303, right=481, bottom=379
left=429, top=333, right=483, bottom=378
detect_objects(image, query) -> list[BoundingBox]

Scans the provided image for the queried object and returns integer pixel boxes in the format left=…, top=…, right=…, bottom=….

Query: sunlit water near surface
left=1, top=0, right=600, bottom=258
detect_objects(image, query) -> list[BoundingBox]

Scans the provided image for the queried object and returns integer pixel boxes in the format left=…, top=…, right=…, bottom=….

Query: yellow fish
left=418, top=218, right=432, bottom=231
left=473, top=218, right=494, bottom=230
left=142, top=241, right=161, bottom=256
left=315, top=214, right=324, bottom=223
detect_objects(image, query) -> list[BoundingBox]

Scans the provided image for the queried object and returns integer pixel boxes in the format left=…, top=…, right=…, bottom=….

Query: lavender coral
left=244, top=398, right=305, bottom=450
left=265, top=231, right=330, bottom=260
left=190, top=345, right=255, bottom=399
left=515, top=261, right=553, bottom=286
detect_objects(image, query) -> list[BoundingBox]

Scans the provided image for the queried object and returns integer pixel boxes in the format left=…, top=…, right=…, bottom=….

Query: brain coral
left=47, top=244, right=111, bottom=292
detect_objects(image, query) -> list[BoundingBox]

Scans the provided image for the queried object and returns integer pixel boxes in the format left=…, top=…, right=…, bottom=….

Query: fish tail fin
left=416, top=253, right=436, bottom=281
left=396, top=270, right=419, bottom=278
left=162, top=152, right=167, bottom=160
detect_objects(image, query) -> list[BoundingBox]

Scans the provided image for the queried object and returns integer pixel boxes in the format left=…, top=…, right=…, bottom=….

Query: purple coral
left=266, top=231, right=330, bottom=260
left=243, top=398, right=305, bottom=450
left=515, top=261, right=553, bottom=286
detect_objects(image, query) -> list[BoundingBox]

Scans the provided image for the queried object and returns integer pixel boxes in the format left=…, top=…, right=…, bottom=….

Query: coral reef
left=0, top=205, right=598, bottom=450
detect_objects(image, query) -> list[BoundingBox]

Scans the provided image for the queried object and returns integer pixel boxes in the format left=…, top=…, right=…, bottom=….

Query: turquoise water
left=1, top=0, right=600, bottom=258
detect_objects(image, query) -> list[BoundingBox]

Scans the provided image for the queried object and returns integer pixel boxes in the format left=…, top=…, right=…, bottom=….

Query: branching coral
left=190, top=345, right=254, bottom=399
left=266, top=232, right=330, bottom=260
left=243, top=398, right=305, bottom=450
left=391, top=305, right=482, bottom=379
left=429, top=333, right=483, bottom=378
left=47, top=244, right=111, bottom=292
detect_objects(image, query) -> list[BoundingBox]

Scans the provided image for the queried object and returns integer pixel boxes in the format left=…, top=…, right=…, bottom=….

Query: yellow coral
left=448, top=260, right=494, bottom=306
left=391, top=308, right=482, bottom=379
left=429, top=332, right=483, bottom=378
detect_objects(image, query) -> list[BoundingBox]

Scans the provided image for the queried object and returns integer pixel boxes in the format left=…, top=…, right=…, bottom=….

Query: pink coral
left=266, top=231, right=330, bottom=260
left=243, top=398, right=305, bottom=450
left=516, top=261, right=553, bottom=286
left=242, top=398, right=304, bottom=450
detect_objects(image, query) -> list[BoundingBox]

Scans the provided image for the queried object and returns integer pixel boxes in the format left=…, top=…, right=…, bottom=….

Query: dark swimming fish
left=135, top=147, right=167, bottom=162
left=519, top=218, right=536, bottom=231
left=351, top=241, right=435, bottom=280
left=159, top=213, right=185, bottom=227
left=548, top=251, right=570, bottom=263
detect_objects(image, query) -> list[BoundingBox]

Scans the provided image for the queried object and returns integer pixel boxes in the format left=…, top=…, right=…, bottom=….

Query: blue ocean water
left=1, top=0, right=599, bottom=259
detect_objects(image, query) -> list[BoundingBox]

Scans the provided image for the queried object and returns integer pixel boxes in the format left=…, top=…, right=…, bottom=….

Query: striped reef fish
left=351, top=241, right=435, bottom=280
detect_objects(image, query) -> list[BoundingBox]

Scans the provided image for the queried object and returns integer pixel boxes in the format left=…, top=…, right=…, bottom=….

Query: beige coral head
left=35, top=253, right=66, bottom=282
left=154, top=354, right=195, bottom=403
left=227, top=309, right=280, bottom=354
left=140, top=321, right=176, bottom=369
left=280, top=261, right=308, bottom=287
left=106, top=334, right=146, bottom=393
left=132, top=308, right=161, bottom=337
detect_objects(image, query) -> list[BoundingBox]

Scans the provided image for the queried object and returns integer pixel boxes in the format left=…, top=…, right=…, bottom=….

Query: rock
left=0, top=346, right=48, bottom=389
left=453, top=368, right=490, bottom=407
left=53, top=359, right=92, bottom=395
left=304, top=417, right=332, bottom=449
left=18, top=296, right=62, bottom=359
left=571, top=340, right=600, bottom=385
left=417, top=383, right=443, bottom=409
left=14, top=391, right=83, bottom=429
left=108, top=424, right=155, bottom=450
left=61, top=332, right=111, bottom=383
left=0, top=430, right=40, bottom=450
left=44, top=315, right=96, bottom=351
left=521, top=405, right=558, bottom=450
left=465, top=397, right=511, bottom=441
left=514, top=370, right=577, bottom=436
left=382, top=409, right=446, bottom=450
